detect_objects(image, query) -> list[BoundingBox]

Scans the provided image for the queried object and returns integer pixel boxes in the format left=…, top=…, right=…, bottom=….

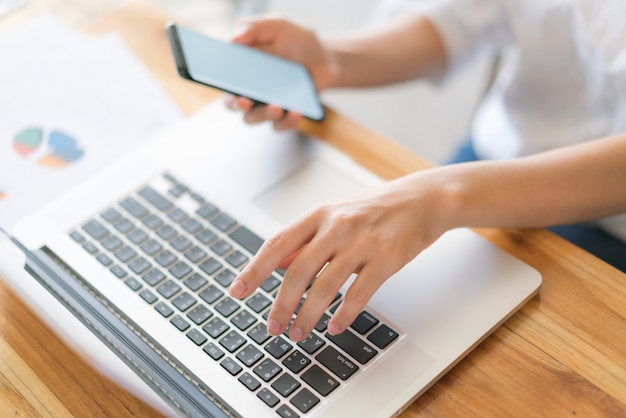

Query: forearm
left=428, top=134, right=626, bottom=230
left=324, top=14, right=447, bottom=88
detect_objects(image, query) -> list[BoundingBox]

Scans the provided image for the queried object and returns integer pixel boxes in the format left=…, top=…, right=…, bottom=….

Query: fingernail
left=290, top=326, right=304, bottom=341
left=328, top=322, right=342, bottom=335
left=229, top=279, right=246, bottom=298
left=267, top=318, right=282, bottom=336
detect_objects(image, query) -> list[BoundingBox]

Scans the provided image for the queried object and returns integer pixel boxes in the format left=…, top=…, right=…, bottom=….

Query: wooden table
left=1, top=2, right=625, bottom=416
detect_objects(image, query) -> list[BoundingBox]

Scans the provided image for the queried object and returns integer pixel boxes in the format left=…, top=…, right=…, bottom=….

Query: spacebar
left=229, top=226, right=264, bottom=255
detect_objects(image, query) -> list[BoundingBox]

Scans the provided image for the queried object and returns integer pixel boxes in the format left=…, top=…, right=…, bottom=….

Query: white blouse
left=417, top=0, right=626, bottom=240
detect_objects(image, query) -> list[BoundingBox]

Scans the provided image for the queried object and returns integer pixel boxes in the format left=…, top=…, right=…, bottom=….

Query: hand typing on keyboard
left=229, top=173, right=450, bottom=342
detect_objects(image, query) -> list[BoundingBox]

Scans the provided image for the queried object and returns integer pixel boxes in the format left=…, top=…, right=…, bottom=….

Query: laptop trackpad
left=252, top=158, right=366, bottom=224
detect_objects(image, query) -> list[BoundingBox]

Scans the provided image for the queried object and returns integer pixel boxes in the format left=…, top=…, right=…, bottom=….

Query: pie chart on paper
left=12, top=127, right=85, bottom=167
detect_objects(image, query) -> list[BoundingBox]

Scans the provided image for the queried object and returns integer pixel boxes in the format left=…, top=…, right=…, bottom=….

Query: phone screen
left=167, top=23, right=325, bottom=121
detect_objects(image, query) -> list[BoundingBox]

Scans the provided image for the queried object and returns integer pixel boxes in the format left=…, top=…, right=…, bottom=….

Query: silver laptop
left=10, top=102, right=541, bottom=417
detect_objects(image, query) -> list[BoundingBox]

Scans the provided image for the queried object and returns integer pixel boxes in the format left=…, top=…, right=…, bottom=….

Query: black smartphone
left=166, top=22, right=325, bottom=121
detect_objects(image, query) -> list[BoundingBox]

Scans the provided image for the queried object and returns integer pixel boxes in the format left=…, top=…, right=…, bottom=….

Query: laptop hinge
left=17, top=240, right=239, bottom=418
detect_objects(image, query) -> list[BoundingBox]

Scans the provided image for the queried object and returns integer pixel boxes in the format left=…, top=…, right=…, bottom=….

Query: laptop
left=7, top=101, right=541, bottom=417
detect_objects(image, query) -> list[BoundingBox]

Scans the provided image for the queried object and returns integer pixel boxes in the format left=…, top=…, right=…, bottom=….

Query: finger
left=242, top=103, right=273, bottom=124
left=327, top=261, right=386, bottom=336
left=266, top=235, right=335, bottom=336
left=273, top=111, right=303, bottom=131
left=229, top=215, right=318, bottom=300
left=232, top=17, right=286, bottom=46
left=289, top=251, right=361, bottom=341
left=223, top=94, right=254, bottom=112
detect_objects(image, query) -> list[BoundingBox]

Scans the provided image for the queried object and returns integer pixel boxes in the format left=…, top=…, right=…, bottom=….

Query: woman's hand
left=229, top=172, right=454, bottom=341
left=224, top=17, right=338, bottom=130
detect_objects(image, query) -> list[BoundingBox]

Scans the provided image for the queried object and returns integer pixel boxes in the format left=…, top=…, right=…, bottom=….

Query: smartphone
left=166, top=22, right=325, bottom=121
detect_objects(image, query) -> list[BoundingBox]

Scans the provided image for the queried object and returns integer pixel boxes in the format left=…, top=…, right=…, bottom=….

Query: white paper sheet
left=0, top=16, right=182, bottom=230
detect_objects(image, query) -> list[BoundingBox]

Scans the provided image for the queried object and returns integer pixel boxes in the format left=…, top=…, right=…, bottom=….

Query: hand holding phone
left=166, top=22, right=325, bottom=122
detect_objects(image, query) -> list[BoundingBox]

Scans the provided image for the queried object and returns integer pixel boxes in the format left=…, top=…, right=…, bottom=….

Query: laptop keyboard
left=68, top=172, right=399, bottom=416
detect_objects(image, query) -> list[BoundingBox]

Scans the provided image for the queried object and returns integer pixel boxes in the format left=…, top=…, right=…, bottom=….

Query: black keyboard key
left=326, top=329, right=377, bottom=364
left=276, top=404, right=299, bottom=418
left=229, top=225, right=264, bottom=255
left=101, top=235, right=123, bottom=252
left=170, top=315, right=190, bottom=331
left=140, top=238, right=163, bottom=256
left=171, top=235, right=192, bottom=252
left=195, top=228, right=217, bottom=245
left=351, top=311, right=379, bottom=334
left=157, top=280, right=181, bottom=299
left=272, top=373, right=301, bottom=397
left=203, top=317, right=230, bottom=339
left=114, top=245, right=137, bottom=263
left=257, top=388, right=280, bottom=408
left=129, top=256, right=151, bottom=275
left=196, top=202, right=218, bottom=219
left=142, top=268, right=165, bottom=286
left=220, top=357, right=242, bottom=376
left=199, top=284, right=223, bottom=305
left=120, top=197, right=149, bottom=219
left=260, top=275, right=281, bottom=293
left=230, top=310, right=257, bottom=331
left=184, top=246, right=207, bottom=264
left=69, top=230, right=85, bottom=243
left=168, top=183, right=188, bottom=198
left=156, top=225, right=178, bottom=241
left=110, top=265, right=127, bottom=279
left=199, top=257, right=222, bottom=276
left=155, top=250, right=177, bottom=267
left=211, top=212, right=237, bottom=231
left=155, top=302, right=174, bottom=318
left=302, top=364, right=339, bottom=396
left=315, top=346, right=359, bottom=381
left=127, top=228, right=149, bottom=245
left=225, top=250, right=248, bottom=268
left=214, top=269, right=236, bottom=287
left=236, top=344, right=264, bottom=367
left=265, top=336, right=293, bottom=359
left=215, top=297, right=240, bottom=317
left=184, top=273, right=208, bottom=291
left=290, top=388, right=319, bottom=414
left=142, top=214, right=164, bottom=231
left=187, top=304, right=213, bottom=325
left=139, top=289, right=158, bottom=304
left=219, top=330, right=246, bottom=353
left=238, top=372, right=261, bottom=391
left=247, top=323, right=271, bottom=345
left=96, top=253, right=113, bottom=267
left=169, top=261, right=192, bottom=279
left=297, top=333, right=325, bottom=354
left=315, top=313, right=330, bottom=333
left=113, top=217, right=135, bottom=235
left=186, top=329, right=207, bottom=346
left=80, top=243, right=96, bottom=256
left=210, top=239, right=232, bottom=256
left=203, top=342, right=225, bottom=360
left=282, top=350, right=311, bottom=374
left=367, top=324, right=399, bottom=349
left=82, top=219, right=109, bottom=241
left=138, top=186, right=173, bottom=212
left=167, top=208, right=188, bottom=224
left=182, top=218, right=202, bottom=234
left=172, top=292, right=197, bottom=312
left=124, top=277, right=142, bottom=291
left=245, top=293, right=272, bottom=313
left=253, top=358, right=282, bottom=382
left=101, top=208, right=122, bottom=223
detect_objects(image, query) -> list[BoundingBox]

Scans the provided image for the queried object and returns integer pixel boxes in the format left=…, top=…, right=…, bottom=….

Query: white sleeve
left=395, top=0, right=511, bottom=77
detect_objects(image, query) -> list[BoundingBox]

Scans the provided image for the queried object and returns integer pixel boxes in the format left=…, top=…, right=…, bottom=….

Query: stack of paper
left=0, top=15, right=182, bottom=230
